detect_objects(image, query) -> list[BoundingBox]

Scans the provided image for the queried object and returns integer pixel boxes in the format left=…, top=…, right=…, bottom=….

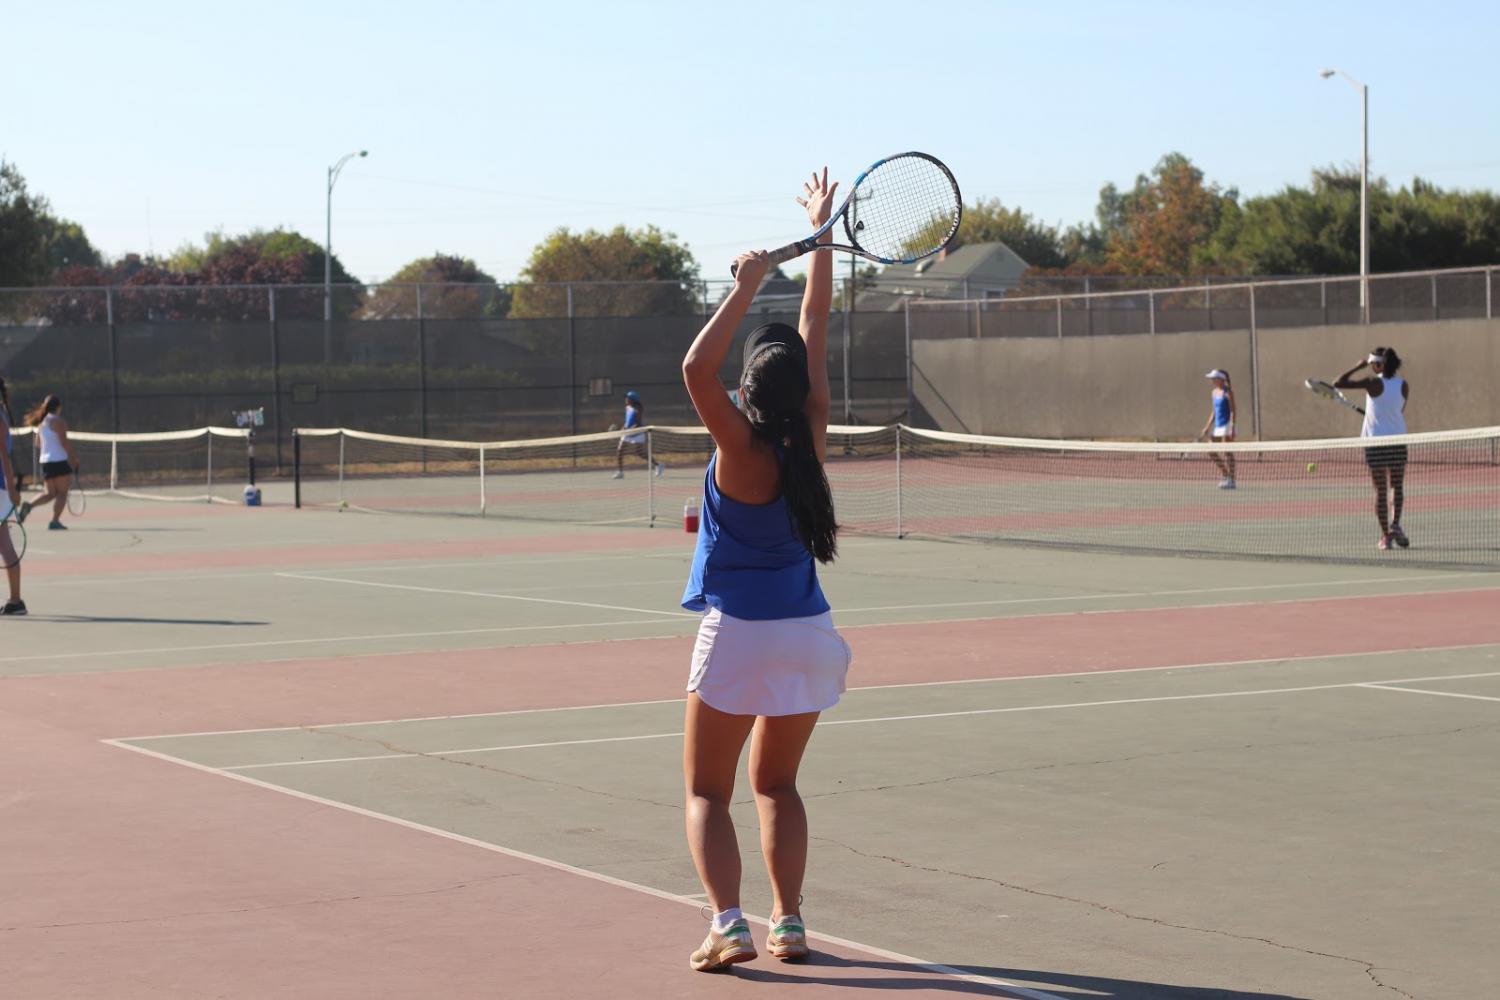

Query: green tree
left=0, top=160, right=53, bottom=286
left=510, top=225, right=699, bottom=318
left=361, top=254, right=509, bottom=319
left=40, top=216, right=101, bottom=272
left=918, top=197, right=1069, bottom=268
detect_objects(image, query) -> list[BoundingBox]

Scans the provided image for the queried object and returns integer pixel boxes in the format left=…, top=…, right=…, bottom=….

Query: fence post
left=1488, top=266, right=1494, bottom=320
left=894, top=425, right=903, bottom=538
left=903, top=297, right=913, bottom=424
left=701, top=280, right=709, bottom=318
left=1148, top=290, right=1156, bottom=335
left=1084, top=276, right=1093, bottom=337
left=842, top=278, right=852, bottom=423
left=1205, top=279, right=1213, bottom=331
left=1321, top=279, right=1328, bottom=325
left=416, top=284, right=427, bottom=441
left=106, top=287, right=119, bottom=432
left=1431, top=273, right=1439, bottom=320
left=566, top=284, right=577, bottom=437
left=1249, top=284, right=1262, bottom=441
left=269, top=287, right=283, bottom=474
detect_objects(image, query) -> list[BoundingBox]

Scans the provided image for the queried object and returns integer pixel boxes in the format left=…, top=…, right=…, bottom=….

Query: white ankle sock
left=712, top=907, right=744, bottom=932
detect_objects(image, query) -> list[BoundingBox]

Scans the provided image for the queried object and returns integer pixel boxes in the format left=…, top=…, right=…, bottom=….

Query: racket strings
left=846, top=155, right=961, bottom=261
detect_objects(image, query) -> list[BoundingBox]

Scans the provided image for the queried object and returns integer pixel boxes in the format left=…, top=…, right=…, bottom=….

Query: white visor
left=1367, top=353, right=1383, bottom=364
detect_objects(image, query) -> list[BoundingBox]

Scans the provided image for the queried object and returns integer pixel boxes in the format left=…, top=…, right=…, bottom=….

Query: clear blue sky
left=5, top=0, right=1497, bottom=284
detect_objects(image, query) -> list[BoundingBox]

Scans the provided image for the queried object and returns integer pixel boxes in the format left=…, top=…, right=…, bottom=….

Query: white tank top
left=1361, top=377, right=1406, bottom=438
left=38, top=413, right=67, bottom=463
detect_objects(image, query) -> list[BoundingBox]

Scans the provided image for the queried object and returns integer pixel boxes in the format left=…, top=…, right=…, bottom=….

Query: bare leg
left=1390, top=463, right=1406, bottom=527
left=51, top=475, right=71, bottom=522
left=1370, top=467, right=1390, bottom=535
left=1209, top=453, right=1229, bottom=479
left=0, top=525, right=20, bottom=601
left=749, top=712, right=820, bottom=920
left=683, top=695, right=755, bottom=913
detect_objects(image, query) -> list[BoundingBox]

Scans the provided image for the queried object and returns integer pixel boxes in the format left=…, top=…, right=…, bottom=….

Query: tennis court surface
left=4, top=488, right=1498, bottom=999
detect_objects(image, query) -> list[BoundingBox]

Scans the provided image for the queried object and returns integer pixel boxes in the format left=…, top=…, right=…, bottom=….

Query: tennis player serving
left=678, top=167, right=850, bottom=972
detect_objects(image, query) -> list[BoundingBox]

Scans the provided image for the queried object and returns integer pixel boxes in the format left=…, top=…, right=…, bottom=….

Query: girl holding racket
left=1336, top=347, right=1411, bottom=549
left=678, top=168, right=849, bottom=972
left=612, top=390, right=664, bottom=479
left=1199, top=369, right=1236, bottom=489
left=0, top=378, right=28, bottom=615
left=19, top=395, right=79, bottom=530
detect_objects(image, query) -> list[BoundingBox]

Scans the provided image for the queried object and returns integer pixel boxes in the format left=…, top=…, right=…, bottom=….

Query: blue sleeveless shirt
left=681, top=453, right=829, bottom=621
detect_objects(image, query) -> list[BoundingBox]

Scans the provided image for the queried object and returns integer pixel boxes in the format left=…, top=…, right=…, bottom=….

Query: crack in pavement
left=801, top=722, right=1498, bottom=801
left=813, top=836, right=1422, bottom=998
left=1, top=872, right=526, bottom=932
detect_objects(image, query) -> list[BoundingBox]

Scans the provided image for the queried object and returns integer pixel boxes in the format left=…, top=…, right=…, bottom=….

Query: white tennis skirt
left=688, top=608, right=852, bottom=717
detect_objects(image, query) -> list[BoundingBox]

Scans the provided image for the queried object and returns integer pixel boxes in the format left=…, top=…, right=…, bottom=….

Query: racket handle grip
left=729, top=238, right=821, bottom=278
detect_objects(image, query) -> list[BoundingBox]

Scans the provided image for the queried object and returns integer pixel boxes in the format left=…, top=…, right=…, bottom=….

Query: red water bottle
left=684, top=497, right=700, bottom=533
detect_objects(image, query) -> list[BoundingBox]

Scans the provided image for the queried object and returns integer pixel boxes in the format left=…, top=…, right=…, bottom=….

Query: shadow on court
left=29, top=615, right=269, bottom=626
left=737, top=957, right=1311, bottom=999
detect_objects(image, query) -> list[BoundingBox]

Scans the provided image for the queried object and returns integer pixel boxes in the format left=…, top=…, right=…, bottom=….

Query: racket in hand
left=730, top=152, right=961, bottom=276
left=68, top=469, right=86, bottom=518
left=1305, top=378, right=1364, bottom=415
left=0, top=500, right=28, bottom=569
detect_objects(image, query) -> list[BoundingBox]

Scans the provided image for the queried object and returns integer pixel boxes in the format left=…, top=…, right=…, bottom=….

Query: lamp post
left=324, top=149, right=368, bottom=322
left=1320, top=69, right=1368, bottom=322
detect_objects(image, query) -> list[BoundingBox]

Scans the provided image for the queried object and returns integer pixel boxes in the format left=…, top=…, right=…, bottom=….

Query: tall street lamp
left=1320, top=69, right=1368, bottom=322
left=325, top=149, right=368, bottom=322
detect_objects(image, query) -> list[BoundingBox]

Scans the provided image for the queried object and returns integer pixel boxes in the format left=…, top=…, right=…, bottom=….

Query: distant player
left=613, top=390, right=664, bottom=479
left=1336, top=347, right=1410, bottom=549
left=1200, top=369, right=1236, bottom=489
left=0, top=377, right=28, bottom=615
left=19, top=394, right=80, bottom=530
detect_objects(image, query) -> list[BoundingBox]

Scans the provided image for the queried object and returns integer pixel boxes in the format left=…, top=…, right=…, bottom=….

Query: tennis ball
left=1306, top=462, right=1317, bottom=473
left=339, top=500, right=349, bottom=509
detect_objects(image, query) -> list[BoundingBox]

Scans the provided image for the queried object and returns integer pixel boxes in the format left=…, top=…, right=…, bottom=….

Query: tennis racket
left=0, top=500, right=28, bottom=569
left=730, top=152, right=962, bottom=276
left=67, top=469, right=86, bottom=517
left=1305, top=378, right=1364, bottom=415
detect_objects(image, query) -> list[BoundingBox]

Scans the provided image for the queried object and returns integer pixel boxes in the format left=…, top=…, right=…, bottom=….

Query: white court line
left=112, top=640, right=1500, bottom=741
left=276, top=572, right=700, bottom=618
left=100, top=739, right=1063, bottom=1000
left=1358, top=683, right=1500, bottom=704
left=214, top=668, right=1500, bottom=772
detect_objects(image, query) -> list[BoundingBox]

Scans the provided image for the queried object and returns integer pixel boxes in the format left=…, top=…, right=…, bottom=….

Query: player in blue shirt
left=612, top=390, right=664, bottom=479
left=1200, top=369, right=1237, bottom=489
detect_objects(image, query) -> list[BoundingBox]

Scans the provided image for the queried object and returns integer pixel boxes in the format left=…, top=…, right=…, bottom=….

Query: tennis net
left=12, top=426, right=252, bottom=503
left=294, top=424, right=1500, bottom=568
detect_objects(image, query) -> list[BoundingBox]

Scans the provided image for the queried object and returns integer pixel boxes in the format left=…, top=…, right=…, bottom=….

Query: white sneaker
left=654, top=463, right=665, bottom=478
left=610, top=471, right=624, bottom=480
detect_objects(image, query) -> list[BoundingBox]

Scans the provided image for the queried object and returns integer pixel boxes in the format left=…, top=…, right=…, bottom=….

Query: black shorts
left=1364, top=444, right=1408, bottom=470
left=41, top=460, right=73, bottom=480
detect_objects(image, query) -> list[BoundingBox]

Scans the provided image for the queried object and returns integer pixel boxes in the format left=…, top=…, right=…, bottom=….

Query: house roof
left=869, top=241, right=1031, bottom=301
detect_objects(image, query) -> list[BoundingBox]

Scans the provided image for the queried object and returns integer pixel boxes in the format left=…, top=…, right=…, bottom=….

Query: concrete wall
left=913, top=318, right=1500, bottom=440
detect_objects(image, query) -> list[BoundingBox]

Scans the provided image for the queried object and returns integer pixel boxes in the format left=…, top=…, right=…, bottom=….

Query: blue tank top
left=681, top=452, right=830, bottom=621
left=1212, top=387, right=1232, bottom=428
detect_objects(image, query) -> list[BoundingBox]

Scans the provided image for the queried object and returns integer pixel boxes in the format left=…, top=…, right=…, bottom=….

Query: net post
left=206, top=431, right=214, bottom=503
left=479, top=445, right=486, bottom=516
left=109, top=440, right=118, bottom=492
left=1487, top=266, right=1494, bottom=320
left=1431, top=273, right=1439, bottom=320
left=337, top=432, right=345, bottom=506
left=895, top=425, right=904, bottom=538
left=647, top=429, right=655, bottom=524
left=293, top=432, right=301, bottom=509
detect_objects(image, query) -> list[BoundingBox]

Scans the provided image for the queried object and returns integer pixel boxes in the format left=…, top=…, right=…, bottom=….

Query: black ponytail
left=1374, top=346, right=1403, bottom=376
left=740, top=344, right=839, bottom=563
left=0, top=377, right=11, bottom=425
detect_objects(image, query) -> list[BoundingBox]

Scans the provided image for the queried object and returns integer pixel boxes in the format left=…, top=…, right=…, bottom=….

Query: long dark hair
left=740, top=340, right=838, bottom=563
left=0, top=377, right=12, bottom=426
left=1372, top=346, right=1403, bottom=376
left=25, top=394, right=60, bottom=427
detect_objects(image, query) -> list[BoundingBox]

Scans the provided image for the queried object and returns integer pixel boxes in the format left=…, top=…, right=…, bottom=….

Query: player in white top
left=1335, top=347, right=1411, bottom=550
left=19, top=395, right=80, bottom=531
